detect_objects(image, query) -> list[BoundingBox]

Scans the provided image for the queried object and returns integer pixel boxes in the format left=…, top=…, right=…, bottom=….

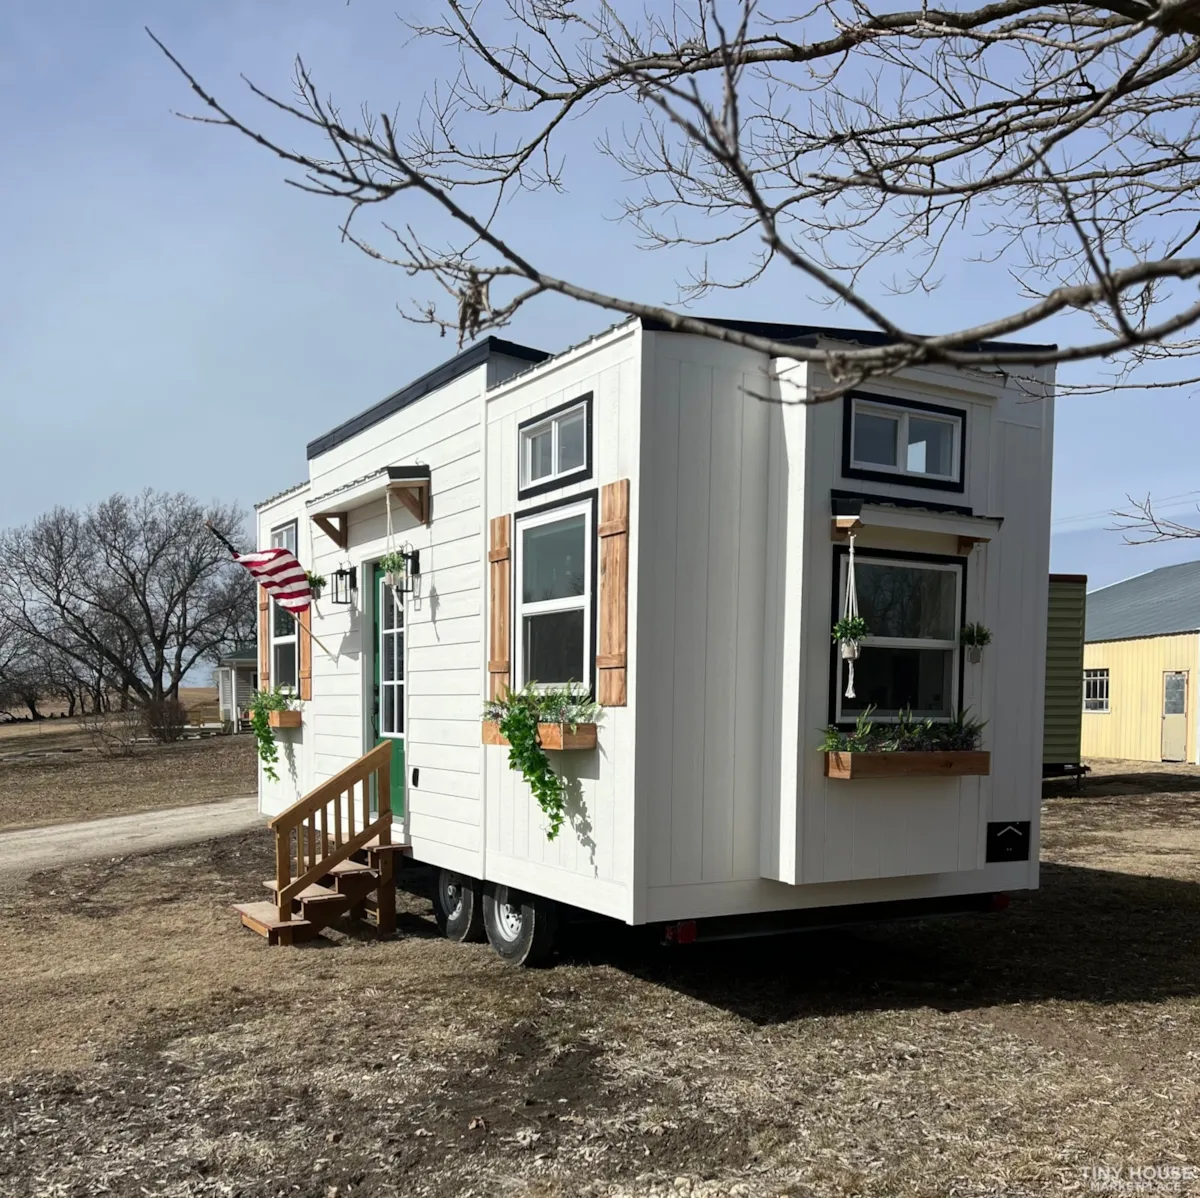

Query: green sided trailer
left=1043, top=573, right=1087, bottom=781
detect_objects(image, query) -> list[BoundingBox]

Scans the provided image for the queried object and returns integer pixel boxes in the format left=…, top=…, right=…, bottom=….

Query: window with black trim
left=843, top=394, right=966, bottom=491
left=836, top=554, right=962, bottom=721
left=518, top=395, right=591, bottom=497
left=1084, top=668, right=1109, bottom=712
left=270, top=521, right=298, bottom=690
left=515, top=498, right=592, bottom=688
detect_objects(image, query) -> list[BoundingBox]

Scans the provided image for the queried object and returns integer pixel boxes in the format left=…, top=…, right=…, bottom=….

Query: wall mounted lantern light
left=330, top=567, right=358, bottom=606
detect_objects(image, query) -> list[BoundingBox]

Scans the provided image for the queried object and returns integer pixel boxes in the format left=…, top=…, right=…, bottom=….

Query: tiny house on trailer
left=239, top=318, right=1055, bottom=962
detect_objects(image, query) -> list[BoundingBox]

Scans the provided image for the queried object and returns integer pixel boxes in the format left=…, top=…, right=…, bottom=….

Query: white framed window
left=514, top=498, right=592, bottom=689
left=270, top=521, right=298, bottom=691
left=836, top=554, right=963, bottom=722
left=1084, top=668, right=1110, bottom=712
left=849, top=397, right=962, bottom=484
left=518, top=395, right=591, bottom=496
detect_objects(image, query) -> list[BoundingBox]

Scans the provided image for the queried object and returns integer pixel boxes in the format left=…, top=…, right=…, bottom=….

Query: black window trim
left=828, top=544, right=969, bottom=728
left=511, top=488, right=600, bottom=698
left=516, top=392, right=594, bottom=501
left=842, top=391, right=968, bottom=495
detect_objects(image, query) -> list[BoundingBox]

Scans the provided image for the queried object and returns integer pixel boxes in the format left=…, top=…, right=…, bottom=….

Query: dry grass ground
left=0, top=736, right=256, bottom=832
left=1, top=760, right=1198, bottom=1196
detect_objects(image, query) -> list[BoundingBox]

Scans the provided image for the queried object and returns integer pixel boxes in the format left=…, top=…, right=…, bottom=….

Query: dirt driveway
left=1, top=762, right=1198, bottom=1196
left=0, top=794, right=259, bottom=881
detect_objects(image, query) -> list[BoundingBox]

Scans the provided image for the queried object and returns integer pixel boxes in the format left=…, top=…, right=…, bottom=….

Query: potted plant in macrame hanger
left=960, top=622, right=992, bottom=664
left=379, top=550, right=407, bottom=590
left=833, top=537, right=869, bottom=698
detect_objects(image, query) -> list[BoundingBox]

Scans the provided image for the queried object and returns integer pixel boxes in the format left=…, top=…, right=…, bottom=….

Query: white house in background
left=213, top=647, right=257, bottom=731
left=249, top=317, right=1054, bottom=963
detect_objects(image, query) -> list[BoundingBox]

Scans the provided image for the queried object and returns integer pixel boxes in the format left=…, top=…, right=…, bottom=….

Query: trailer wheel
left=482, top=883, right=557, bottom=966
left=432, top=869, right=485, bottom=943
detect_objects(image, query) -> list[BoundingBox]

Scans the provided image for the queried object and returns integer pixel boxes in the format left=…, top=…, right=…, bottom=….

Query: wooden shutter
left=488, top=515, right=511, bottom=699
left=597, top=479, right=630, bottom=706
left=297, top=606, right=313, bottom=701
left=258, top=586, right=270, bottom=689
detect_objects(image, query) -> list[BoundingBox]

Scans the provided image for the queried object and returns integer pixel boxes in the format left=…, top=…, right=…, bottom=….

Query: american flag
left=234, top=548, right=311, bottom=614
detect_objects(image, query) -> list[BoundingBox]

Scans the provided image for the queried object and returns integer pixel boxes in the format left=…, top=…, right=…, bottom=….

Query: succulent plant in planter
left=960, top=622, right=993, bottom=663
left=832, top=615, right=870, bottom=660
left=379, top=550, right=407, bottom=589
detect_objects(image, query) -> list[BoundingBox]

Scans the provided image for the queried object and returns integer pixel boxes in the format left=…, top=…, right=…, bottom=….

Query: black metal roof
left=1086, top=559, right=1200, bottom=642
left=306, top=337, right=549, bottom=460
left=640, top=316, right=1057, bottom=354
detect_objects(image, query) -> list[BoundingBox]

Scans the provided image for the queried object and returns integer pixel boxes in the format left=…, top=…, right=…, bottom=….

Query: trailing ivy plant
left=832, top=615, right=870, bottom=643
left=482, top=682, right=601, bottom=840
left=820, top=705, right=986, bottom=753
left=249, top=685, right=297, bottom=782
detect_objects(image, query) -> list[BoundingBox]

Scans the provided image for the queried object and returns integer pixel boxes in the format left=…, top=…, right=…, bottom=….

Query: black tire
left=482, top=883, right=558, bottom=966
left=432, top=869, right=485, bottom=943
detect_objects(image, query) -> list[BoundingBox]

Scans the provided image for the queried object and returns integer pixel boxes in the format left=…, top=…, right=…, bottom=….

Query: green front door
left=372, top=566, right=406, bottom=817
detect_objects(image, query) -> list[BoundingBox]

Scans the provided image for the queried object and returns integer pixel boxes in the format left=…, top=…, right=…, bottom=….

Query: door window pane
left=854, top=411, right=899, bottom=467
left=522, top=516, right=586, bottom=602
left=908, top=417, right=954, bottom=476
left=523, top=609, right=585, bottom=685
left=558, top=410, right=586, bottom=472
left=1165, top=674, right=1186, bottom=715
left=842, top=647, right=954, bottom=718
left=856, top=564, right=957, bottom=640
left=383, top=686, right=395, bottom=736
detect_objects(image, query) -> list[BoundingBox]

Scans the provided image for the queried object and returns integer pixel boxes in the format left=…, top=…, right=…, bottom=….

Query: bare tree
left=0, top=491, right=255, bottom=706
left=0, top=619, right=45, bottom=719
left=152, top=0, right=1200, bottom=397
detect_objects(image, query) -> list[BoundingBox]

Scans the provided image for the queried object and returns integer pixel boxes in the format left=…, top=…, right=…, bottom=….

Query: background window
left=850, top=399, right=961, bottom=483
left=520, top=399, right=590, bottom=491
left=516, top=504, right=590, bottom=688
left=270, top=521, right=298, bottom=690
left=838, top=556, right=962, bottom=720
left=1084, top=668, right=1110, bottom=712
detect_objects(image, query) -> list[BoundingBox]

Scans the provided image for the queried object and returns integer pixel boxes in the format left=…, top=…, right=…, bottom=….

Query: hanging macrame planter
left=833, top=534, right=869, bottom=700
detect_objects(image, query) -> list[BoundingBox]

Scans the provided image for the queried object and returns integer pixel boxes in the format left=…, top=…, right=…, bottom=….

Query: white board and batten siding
left=482, top=322, right=642, bottom=921
left=634, top=337, right=1053, bottom=922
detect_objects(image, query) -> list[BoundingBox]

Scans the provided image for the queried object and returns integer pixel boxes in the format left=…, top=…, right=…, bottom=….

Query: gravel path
left=0, top=794, right=260, bottom=881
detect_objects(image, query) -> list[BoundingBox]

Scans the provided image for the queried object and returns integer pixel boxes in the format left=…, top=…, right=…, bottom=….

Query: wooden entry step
left=235, top=901, right=316, bottom=946
left=234, top=742, right=405, bottom=945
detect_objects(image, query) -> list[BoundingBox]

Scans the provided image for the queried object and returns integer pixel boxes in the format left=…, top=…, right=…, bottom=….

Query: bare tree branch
left=148, top=0, right=1200, bottom=395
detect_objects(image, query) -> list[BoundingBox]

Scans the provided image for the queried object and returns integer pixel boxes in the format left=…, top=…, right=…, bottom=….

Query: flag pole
left=204, top=521, right=338, bottom=660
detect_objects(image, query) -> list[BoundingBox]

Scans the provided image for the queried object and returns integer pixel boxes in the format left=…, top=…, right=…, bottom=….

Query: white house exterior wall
left=634, top=342, right=1053, bottom=922
left=633, top=331, right=775, bottom=921
left=483, top=323, right=642, bottom=922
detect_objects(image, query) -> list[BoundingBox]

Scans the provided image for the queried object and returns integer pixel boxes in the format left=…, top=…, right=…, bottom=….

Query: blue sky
left=2, top=1, right=1198, bottom=591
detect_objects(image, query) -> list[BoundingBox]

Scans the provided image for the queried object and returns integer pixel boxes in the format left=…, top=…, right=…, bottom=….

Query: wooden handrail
left=268, top=740, right=394, bottom=923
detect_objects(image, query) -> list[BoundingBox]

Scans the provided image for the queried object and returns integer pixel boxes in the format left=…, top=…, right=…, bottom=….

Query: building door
left=1162, top=671, right=1188, bottom=762
left=372, top=566, right=406, bottom=816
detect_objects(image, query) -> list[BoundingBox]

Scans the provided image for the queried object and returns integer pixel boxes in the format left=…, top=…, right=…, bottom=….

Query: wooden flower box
left=823, top=750, right=990, bottom=780
left=268, top=710, right=303, bottom=729
left=482, top=720, right=597, bottom=751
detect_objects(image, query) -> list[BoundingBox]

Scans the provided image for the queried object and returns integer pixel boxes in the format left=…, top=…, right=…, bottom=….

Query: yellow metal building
left=1082, top=561, right=1200, bottom=764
